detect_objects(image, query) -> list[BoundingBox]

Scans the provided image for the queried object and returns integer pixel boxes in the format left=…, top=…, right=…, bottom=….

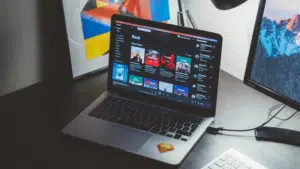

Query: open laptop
left=62, top=15, right=223, bottom=165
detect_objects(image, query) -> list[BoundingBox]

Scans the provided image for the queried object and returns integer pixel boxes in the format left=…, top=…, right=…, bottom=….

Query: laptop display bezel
left=108, top=14, right=223, bottom=117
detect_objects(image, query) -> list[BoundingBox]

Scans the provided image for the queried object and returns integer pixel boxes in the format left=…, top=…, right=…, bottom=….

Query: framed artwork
left=62, top=0, right=182, bottom=78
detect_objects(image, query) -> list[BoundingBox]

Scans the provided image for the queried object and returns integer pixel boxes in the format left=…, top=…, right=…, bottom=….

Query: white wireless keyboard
left=201, top=148, right=269, bottom=169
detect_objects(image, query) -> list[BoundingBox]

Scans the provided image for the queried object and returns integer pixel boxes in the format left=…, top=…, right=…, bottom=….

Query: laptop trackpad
left=105, top=125, right=151, bottom=152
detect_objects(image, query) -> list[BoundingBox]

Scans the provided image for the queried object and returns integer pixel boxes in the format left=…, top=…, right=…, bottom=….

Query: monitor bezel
left=244, top=0, right=300, bottom=111
left=108, top=14, right=223, bottom=117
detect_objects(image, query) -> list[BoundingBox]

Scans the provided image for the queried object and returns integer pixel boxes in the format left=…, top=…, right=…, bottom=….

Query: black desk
left=3, top=71, right=300, bottom=169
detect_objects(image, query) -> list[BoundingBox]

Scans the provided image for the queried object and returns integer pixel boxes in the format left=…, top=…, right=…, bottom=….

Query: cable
left=278, top=111, right=299, bottom=121
left=207, top=104, right=286, bottom=134
left=268, top=104, right=299, bottom=121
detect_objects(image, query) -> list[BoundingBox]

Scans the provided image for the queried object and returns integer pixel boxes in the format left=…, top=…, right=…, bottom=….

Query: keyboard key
left=220, top=155, right=229, bottom=161
left=163, top=119, right=170, bottom=125
left=176, top=125, right=183, bottom=130
left=169, top=123, right=176, bottom=128
left=244, top=163, right=252, bottom=169
left=181, top=138, right=187, bottom=141
left=208, top=163, right=219, bottom=169
left=168, top=128, right=176, bottom=133
left=201, top=167, right=210, bottom=169
left=166, top=134, right=173, bottom=138
left=232, top=162, right=241, bottom=168
left=183, top=127, right=190, bottom=131
left=191, top=124, right=199, bottom=129
left=162, top=126, right=169, bottom=131
left=191, top=119, right=202, bottom=125
left=214, top=159, right=225, bottom=167
left=176, top=130, right=192, bottom=137
left=231, top=154, right=239, bottom=160
left=239, top=166, right=248, bottom=169
left=174, top=134, right=181, bottom=139
left=226, top=158, right=235, bottom=165
left=148, top=115, right=156, bottom=122
left=184, top=123, right=191, bottom=127
left=170, top=117, right=177, bottom=122
left=177, top=120, right=184, bottom=125
left=135, top=112, right=142, bottom=119
left=223, top=165, right=231, bottom=169
left=159, top=130, right=167, bottom=136
left=147, top=122, right=155, bottom=127
left=190, top=128, right=196, bottom=133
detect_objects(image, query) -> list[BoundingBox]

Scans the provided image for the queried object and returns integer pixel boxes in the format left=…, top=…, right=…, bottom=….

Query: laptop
left=62, top=14, right=223, bottom=165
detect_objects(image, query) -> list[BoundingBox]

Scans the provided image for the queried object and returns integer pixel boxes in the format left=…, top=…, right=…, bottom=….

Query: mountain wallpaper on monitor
left=250, top=11, right=300, bottom=103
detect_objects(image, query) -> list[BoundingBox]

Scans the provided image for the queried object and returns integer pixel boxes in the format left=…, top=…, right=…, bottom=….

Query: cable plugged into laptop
left=206, top=104, right=300, bottom=146
left=206, top=127, right=223, bottom=135
left=206, top=126, right=262, bottom=135
left=206, top=104, right=298, bottom=135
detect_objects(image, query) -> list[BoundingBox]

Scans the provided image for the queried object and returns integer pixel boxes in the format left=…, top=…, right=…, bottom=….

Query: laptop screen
left=110, top=19, right=221, bottom=111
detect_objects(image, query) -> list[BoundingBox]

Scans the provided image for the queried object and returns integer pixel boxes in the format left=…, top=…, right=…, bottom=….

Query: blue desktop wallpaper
left=250, top=0, right=300, bottom=103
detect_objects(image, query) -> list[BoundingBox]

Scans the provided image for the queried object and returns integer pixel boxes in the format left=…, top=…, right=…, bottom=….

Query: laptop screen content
left=111, top=20, right=220, bottom=110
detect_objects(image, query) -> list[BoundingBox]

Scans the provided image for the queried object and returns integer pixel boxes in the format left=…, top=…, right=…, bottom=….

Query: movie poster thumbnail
left=176, top=56, right=192, bottom=74
left=160, top=54, right=176, bottom=71
left=144, top=78, right=158, bottom=89
left=129, top=74, right=143, bottom=86
left=130, top=46, right=145, bottom=64
left=159, top=81, right=174, bottom=93
left=174, top=85, right=189, bottom=97
left=145, top=49, right=160, bottom=67
left=112, top=63, right=128, bottom=83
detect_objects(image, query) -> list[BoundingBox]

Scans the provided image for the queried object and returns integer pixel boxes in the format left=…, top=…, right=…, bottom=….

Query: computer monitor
left=244, top=0, right=300, bottom=111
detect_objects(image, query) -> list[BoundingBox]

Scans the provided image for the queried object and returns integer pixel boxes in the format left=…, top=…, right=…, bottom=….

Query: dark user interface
left=111, top=21, right=220, bottom=110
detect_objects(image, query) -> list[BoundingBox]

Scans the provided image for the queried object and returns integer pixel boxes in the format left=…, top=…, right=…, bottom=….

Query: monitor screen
left=110, top=20, right=221, bottom=110
left=249, top=0, right=300, bottom=103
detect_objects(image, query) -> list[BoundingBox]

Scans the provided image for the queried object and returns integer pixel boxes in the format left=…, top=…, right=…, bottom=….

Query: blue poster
left=112, top=63, right=128, bottom=83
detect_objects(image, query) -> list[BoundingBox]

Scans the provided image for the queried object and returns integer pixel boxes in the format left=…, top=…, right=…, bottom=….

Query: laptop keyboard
left=89, top=96, right=203, bottom=141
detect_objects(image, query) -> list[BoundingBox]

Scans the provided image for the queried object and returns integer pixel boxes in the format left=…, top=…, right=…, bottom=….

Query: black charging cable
left=207, top=104, right=287, bottom=134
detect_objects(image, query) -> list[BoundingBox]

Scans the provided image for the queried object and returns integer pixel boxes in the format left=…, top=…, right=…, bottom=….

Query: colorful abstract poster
left=81, top=0, right=172, bottom=61
left=63, top=0, right=180, bottom=78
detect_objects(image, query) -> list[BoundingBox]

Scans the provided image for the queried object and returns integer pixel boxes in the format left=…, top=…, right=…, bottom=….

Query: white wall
left=183, top=0, right=260, bottom=80
left=0, top=0, right=42, bottom=96
left=0, top=0, right=70, bottom=96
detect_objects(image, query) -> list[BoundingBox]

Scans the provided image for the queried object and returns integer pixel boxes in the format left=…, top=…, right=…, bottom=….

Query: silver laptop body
left=62, top=15, right=223, bottom=165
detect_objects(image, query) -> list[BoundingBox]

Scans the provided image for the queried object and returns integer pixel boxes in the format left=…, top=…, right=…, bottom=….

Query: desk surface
left=3, top=71, right=300, bottom=169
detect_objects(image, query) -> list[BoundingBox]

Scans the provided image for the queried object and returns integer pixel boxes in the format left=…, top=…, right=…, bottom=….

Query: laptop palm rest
left=105, top=125, right=151, bottom=152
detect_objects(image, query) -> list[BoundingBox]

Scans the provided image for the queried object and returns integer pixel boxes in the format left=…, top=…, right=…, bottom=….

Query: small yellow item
left=157, top=143, right=175, bottom=153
